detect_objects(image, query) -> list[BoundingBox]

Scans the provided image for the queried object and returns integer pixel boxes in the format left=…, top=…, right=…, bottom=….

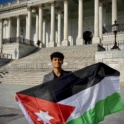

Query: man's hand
left=14, top=95, right=18, bottom=101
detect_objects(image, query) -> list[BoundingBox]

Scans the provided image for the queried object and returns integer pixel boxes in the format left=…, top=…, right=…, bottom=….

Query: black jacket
left=42, top=70, right=71, bottom=83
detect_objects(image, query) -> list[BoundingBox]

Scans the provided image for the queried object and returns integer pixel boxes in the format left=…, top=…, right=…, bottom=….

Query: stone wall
left=95, top=50, right=124, bottom=85
left=2, top=43, right=37, bottom=59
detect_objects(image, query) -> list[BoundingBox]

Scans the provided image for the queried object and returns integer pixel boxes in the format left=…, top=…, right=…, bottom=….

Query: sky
left=0, top=0, right=13, bottom=4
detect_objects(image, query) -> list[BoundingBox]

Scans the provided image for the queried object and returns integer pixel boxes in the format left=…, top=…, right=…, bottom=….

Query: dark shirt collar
left=52, top=70, right=63, bottom=79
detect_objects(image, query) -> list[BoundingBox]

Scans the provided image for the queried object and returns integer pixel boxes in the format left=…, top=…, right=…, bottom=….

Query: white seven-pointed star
left=35, top=110, right=54, bottom=124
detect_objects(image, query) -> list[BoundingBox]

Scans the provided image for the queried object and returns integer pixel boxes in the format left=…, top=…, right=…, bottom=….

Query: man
left=43, top=52, right=71, bottom=83
left=14, top=52, right=70, bottom=101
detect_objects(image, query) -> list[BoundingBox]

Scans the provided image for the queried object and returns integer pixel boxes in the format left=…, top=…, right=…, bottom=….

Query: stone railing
left=0, top=53, right=12, bottom=59
left=11, top=1, right=17, bottom=5
left=0, top=0, right=27, bottom=9
left=104, top=23, right=124, bottom=33
left=2, top=37, right=34, bottom=46
left=102, top=40, right=124, bottom=51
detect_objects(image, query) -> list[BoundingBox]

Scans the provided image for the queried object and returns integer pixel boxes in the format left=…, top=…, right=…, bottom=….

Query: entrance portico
left=0, top=0, right=124, bottom=51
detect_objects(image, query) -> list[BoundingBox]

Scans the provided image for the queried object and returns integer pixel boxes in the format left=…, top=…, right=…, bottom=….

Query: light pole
left=111, top=20, right=120, bottom=50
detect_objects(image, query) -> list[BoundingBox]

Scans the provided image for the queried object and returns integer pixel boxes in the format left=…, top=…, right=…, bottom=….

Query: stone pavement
left=0, top=83, right=124, bottom=124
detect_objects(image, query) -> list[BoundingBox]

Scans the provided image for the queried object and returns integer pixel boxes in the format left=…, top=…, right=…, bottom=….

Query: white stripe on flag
left=58, top=76, right=120, bottom=122
left=17, top=100, right=34, bottom=124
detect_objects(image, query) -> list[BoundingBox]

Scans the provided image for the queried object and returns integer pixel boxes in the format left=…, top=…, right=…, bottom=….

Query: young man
left=14, top=52, right=69, bottom=101
left=43, top=52, right=71, bottom=83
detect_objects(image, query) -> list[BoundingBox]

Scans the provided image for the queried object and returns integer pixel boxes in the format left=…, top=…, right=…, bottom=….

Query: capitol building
left=0, top=0, right=124, bottom=49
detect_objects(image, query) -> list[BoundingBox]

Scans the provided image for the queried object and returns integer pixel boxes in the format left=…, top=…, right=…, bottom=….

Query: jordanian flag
left=16, top=62, right=124, bottom=124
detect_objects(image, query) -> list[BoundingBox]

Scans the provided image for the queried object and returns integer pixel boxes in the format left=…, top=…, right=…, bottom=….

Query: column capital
left=3, top=19, right=8, bottom=26
left=56, top=6, right=63, bottom=13
left=27, top=6, right=32, bottom=11
left=7, top=17, right=12, bottom=21
left=32, top=7, right=37, bottom=13
left=39, top=4, right=45, bottom=8
left=16, top=15, right=20, bottom=18
left=64, top=0, right=69, bottom=3
left=49, top=1, right=56, bottom=6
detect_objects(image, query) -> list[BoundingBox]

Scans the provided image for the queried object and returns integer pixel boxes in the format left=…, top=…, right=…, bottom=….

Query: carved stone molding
left=49, top=1, right=56, bottom=6
left=0, top=4, right=27, bottom=13
left=39, top=4, right=45, bottom=9
left=3, top=19, right=8, bottom=26
left=16, top=15, right=20, bottom=18
left=27, top=6, right=32, bottom=11
left=64, top=0, right=69, bottom=4
left=32, top=7, right=37, bottom=13
left=56, top=6, right=63, bottom=13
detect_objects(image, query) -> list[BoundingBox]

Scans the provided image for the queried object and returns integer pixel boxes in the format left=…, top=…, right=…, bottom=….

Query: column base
left=92, top=37, right=100, bottom=44
left=76, top=38, right=84, bottom=45
left=62, top=40, right=69, bottom=46
left=57, top=43, right=61, bottom=47
left=39, top=42, right=43, bottom=48
left=49, top=42, right=55, bottom=47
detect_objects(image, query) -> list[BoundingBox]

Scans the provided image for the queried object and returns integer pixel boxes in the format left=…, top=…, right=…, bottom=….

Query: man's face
left=51, top=57, right=63, bottom=69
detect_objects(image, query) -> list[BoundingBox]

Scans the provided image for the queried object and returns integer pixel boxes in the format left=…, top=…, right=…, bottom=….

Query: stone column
left=8, top=18, right=12, bottom=38
left=26, top=15, right=28, bottom=39
left=0, top=19, right=3, bottom=53
left=57, top=11, right=61, bottom=47
left=39, top=5, right=43, bottom=48
left=76, top=0, right=84, bottom=45
left=49, top=2, right=55, bottom=47
left=99, top=1, right=103, bottom=41
left=92, top=0, right=100, bottom=44
left=62, top=0, right=69, bottom=46
left=103, top=4, right=106, bottom=26
left=16, top=16, right=20, bottom=38
left=112, top=0, right=117, bottom=24
left=36, top=13, right=39, bottom=45
left=43, top=18, right=46, bottom=46
left=27, top=7, right=32, bottom=40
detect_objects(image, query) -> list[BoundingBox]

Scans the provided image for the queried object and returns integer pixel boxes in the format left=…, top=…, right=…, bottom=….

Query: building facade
left=0, top=0, right=124, bottom=51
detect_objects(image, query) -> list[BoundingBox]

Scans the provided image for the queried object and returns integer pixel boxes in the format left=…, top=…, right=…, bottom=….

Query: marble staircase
left=0, top=44, right=100, bottom=85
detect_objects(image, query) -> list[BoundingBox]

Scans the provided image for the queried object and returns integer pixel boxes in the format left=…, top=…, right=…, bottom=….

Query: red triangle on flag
left=17, top=94, right=75, bottom=124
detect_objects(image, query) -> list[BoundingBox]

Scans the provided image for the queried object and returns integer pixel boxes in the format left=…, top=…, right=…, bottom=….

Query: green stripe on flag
left=66, top=92, right=124, bottom=124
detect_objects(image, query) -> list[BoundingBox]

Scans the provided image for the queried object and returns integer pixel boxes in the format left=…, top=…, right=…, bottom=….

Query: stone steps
left=0, top=71, right=47, bottom=85
left=5, top=44, right=97, bottom=65
left=0, top=44, right=98, bottom=85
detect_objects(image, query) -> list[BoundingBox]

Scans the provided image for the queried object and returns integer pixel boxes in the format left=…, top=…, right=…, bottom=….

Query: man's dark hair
left=50, top=52, right=64, bottom=60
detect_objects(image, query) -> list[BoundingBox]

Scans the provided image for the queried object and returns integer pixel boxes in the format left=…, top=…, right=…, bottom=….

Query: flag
left=16, top=62, right=124, bottom=124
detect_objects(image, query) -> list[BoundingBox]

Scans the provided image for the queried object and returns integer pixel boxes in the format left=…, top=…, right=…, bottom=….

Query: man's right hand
left=14, top=95, right=18, bottom=101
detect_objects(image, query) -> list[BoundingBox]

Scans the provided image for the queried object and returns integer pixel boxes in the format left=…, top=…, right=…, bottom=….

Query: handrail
left=102, top=40, right=124, bottom=51
left=0, top=53, right=12, bottom=59
left=2, top=37, right=34, bottom=46
left=103, top=23, right=124, bottom=33
left=0, top=0, right=27, bottom=7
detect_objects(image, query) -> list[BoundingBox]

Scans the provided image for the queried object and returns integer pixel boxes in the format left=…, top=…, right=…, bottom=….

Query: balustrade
left=102, top=40, right=124, bottom=51
left=2, top=37, right=34, bottom=46
left=104, top=23, right=124, bottom=33
left=0, top=53, right=12, bottom=59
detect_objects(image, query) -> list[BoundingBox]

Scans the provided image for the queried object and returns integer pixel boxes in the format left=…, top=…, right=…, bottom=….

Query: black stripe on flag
left=17, top=62, right=120, bottom=102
